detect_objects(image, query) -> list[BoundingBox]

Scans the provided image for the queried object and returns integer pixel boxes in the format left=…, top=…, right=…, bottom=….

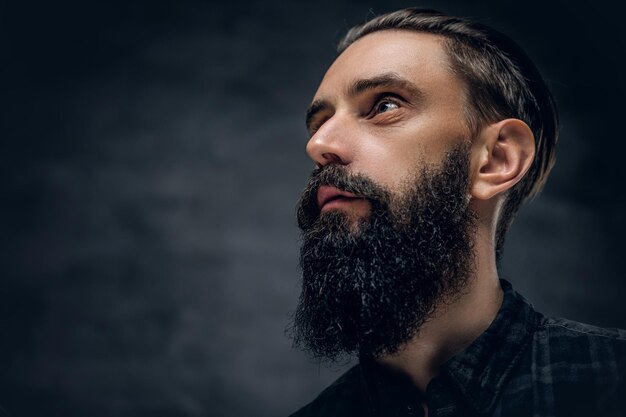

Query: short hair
left=338, top=8, right=559, bottom=260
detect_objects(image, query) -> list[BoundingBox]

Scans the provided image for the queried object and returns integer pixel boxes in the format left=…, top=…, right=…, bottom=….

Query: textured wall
left=2, top=1, right=625, bottom=416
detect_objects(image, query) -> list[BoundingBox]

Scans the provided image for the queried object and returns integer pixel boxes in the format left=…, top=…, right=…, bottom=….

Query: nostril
left=322, top=152, right=343, bottom=164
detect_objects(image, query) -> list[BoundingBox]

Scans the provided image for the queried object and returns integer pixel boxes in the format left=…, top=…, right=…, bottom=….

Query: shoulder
left=540, top=316, right=626, bottom=341
left=288, top=365, right=366, bottom=417
left=537, top=316, right=626, bottom=353
left=533, top=316, right=626, bottom=381
left=504, top=316, right=626, bottom=414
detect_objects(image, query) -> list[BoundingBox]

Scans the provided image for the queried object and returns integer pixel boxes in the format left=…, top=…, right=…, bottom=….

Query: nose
left=306, top=114, right=354, bottom=168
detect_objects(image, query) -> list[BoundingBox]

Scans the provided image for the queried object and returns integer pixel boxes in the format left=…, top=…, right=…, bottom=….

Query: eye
left=375, top=100, right=399, bottom=114
left=368, top=95, right=403, bottom=118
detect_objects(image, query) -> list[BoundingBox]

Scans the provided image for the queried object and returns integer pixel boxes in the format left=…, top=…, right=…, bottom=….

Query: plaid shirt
left=290, top=280, right=626, bottom=417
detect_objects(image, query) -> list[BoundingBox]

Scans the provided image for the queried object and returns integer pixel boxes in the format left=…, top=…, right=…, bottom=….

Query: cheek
left=392, top=124, right=469, bottom=180
left=350, top=116, right=469, bottom=189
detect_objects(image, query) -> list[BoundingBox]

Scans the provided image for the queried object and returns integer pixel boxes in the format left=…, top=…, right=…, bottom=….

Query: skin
left=305, top=30, right=536, bottom=404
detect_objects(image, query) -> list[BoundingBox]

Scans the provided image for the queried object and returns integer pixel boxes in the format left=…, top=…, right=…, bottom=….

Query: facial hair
left=290, top=145, right=477, bottom=361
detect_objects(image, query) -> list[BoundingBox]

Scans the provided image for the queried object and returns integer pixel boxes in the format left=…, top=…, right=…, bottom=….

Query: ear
left=470, top=119, right=535, bottom=200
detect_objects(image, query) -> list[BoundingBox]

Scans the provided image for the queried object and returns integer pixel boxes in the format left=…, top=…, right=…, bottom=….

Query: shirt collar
left=360, top=355, right=425, bottom=416
left=441, top=279, right=541, bottom=413
left=359, top=280, right=540, bottom=415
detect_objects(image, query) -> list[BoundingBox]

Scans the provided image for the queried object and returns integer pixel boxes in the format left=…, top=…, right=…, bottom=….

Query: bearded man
left=288, top=8, right=626, bottom=417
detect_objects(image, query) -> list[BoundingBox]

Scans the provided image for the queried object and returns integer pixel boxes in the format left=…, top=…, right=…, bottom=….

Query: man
left=288, top=7, right=626, bottom=417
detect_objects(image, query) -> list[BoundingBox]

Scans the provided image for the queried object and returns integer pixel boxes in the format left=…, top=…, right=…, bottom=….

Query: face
left=305, top=30, right=472, bottom=208
left=291, top=31, right=478, bottom=360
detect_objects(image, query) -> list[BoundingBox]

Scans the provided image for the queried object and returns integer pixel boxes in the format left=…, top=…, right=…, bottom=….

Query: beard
left=290, top=144, right=477, bottom=361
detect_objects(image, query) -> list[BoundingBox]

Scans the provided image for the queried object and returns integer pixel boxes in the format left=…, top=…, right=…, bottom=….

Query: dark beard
left=290, top=145, right=477, bottom=361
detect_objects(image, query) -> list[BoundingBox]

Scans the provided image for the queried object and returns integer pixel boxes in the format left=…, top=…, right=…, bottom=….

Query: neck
left=375, top=226, right=503, bottom=392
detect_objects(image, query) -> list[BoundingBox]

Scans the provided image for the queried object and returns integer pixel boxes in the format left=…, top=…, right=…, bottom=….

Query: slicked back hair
left=338, top=8, right=559, bottom=260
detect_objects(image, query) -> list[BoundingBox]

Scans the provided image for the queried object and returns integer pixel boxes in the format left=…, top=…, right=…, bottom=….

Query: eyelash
left=368, top=94, right=403, bottom=117
left=308, top=94, right=405, bottom=135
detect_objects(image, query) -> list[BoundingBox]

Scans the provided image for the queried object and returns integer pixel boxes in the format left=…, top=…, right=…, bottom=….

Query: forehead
left=315, top=30, right=460, bottom=99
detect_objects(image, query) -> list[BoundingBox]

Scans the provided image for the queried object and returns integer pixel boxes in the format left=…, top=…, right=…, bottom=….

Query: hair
left=338, top=8, right=559, bottom=260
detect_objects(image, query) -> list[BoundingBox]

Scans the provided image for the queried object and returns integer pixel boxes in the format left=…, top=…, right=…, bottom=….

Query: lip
left=317, top=185, right=361, bottom=211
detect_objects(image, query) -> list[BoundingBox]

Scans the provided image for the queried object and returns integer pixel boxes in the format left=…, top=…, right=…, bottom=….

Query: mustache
left=296, top=164, right=391, bottom=231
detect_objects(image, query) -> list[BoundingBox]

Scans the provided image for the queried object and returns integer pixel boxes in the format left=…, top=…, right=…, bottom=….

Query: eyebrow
left=305, top=72, right=424, bottom=133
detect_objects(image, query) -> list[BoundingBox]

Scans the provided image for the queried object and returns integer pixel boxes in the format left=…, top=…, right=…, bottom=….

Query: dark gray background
left=2, top=0, right=625, bottom=416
